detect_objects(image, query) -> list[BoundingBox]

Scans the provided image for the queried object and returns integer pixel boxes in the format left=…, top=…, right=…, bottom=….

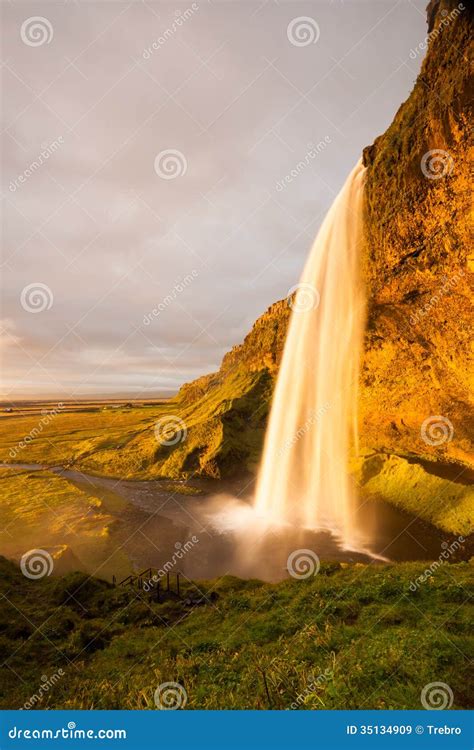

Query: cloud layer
left=1, top=0, right=426, bottom=398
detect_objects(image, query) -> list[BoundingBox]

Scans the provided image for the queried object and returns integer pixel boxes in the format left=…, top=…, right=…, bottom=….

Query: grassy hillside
left=0, top=373, right=269, bottom=480
left=0, top=556, right=472, bottom=710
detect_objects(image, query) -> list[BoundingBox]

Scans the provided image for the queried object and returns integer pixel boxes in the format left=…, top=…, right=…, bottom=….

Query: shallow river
left=2, top=462, right=470, bottom=581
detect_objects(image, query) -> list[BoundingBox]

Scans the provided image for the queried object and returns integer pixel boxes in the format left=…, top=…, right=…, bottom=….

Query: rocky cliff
left=360, top=0, right=473, bottom=469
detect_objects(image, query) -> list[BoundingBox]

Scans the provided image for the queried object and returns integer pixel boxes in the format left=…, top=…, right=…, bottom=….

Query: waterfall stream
left=254, top=160, right=368, bottom=550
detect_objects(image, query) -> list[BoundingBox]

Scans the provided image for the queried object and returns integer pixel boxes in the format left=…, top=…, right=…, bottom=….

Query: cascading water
left=254, top=159, right=368, bottom=550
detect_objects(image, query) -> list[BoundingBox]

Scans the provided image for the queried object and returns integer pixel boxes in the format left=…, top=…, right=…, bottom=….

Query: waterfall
left=254, top=160, right=367, bottom=550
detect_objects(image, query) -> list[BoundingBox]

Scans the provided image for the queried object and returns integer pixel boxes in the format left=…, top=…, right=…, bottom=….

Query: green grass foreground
left=0, top=556, right=472, bottom=710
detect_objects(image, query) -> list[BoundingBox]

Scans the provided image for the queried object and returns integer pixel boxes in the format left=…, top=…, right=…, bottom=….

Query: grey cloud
left=1, top=0, right=426, bottom=398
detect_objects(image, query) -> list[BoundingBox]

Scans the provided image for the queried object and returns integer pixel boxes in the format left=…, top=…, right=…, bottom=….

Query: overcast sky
left=1, top=0, right=428, bottom=399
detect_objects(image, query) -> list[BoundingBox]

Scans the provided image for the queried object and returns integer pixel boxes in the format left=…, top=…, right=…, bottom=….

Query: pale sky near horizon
left=1, top=0, right=428, bottom=399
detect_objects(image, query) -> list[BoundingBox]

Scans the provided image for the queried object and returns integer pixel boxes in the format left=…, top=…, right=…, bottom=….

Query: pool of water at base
left=1, top=463, right=471, bottom=582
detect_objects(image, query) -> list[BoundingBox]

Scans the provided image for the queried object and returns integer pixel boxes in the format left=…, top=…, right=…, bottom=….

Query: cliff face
left=360, top=0, right=473, bottom=468
left=152, top=0, right=472, bottom=531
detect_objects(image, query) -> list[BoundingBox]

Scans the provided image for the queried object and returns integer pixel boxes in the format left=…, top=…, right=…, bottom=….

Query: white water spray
left=254, top=160, right=368, bottom=549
